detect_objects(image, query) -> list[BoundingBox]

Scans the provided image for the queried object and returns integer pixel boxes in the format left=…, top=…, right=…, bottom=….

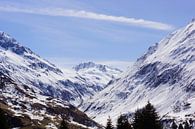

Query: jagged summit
left=71, top=62, right=122, bottom=91
left=0, top=31, right=61, bottom=73
left=0, top=31, right=33, bottom=55
left=190, top=18, right=195, bottom=23
left=73, top=62, right=97, bottom=71
left=73, top=61, right=122, bottom=73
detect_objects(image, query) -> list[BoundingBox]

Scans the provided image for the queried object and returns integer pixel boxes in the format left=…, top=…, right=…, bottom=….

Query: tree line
left=105, top=102, right=162, bottom=129
left=105, top=102, right=194, bottom=129
left=171, top=120, right=193, bottom=129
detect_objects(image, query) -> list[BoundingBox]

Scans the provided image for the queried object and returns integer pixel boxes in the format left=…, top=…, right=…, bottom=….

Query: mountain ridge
left=81, top=20, right=195, bottom=125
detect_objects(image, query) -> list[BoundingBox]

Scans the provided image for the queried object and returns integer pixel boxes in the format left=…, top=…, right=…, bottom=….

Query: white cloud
left=0, top=5, right=174, bottom=30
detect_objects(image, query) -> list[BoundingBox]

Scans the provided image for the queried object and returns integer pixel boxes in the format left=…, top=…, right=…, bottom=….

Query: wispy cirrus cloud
left=0, top=5, right=174, bottom=31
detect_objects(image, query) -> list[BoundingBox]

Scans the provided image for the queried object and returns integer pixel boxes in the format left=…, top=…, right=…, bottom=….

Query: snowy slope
left=0, top=31, right=121, bottom=107
left=82, top=20, right=195, bottom=125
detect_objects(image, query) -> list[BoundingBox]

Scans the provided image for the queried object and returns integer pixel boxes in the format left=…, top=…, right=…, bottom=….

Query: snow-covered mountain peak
left=0, top=31, right=33, bottom=55
left=73, top=62, right=97, bottom=71
left=0, top=31, right=62, bottom=74
left=73, top=61, right=122, bottom=73
left=134, top=21, right=195, bottom=70
left=190, top=18, right=195, bottom=23
left=70, top=62, right=123, bottom=92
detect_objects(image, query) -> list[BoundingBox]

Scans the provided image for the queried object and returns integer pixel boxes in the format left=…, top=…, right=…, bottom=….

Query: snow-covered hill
left=82, top=20, right=195, bottom=125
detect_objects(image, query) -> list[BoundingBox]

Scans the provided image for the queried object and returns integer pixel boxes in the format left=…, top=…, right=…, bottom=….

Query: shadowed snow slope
left=81, top=20, right=195, bottom=125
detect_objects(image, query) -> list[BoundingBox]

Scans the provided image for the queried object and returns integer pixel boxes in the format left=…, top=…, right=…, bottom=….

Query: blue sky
left=0, top=0, right=194, bottom=69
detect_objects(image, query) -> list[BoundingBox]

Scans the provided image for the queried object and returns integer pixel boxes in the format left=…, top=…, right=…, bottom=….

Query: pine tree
left=133, top=102, right=162, bottom=129
left=59, top=120, right=69, bottom=129
left=117, top=115, right=132, bottom=129
left=178, top=123, right=184, bottom=129
left=189, top=119, right=193, bottom=125
left=171, top=121, right=178, bottom=129
left=105, top=116, right=114, bottom=129
left=184, top=121, right=190, bottom=129
left=0, top=108, right=9, bottom=129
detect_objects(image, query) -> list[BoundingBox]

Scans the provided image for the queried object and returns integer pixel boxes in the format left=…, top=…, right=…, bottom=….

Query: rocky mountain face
left=81, top=20, right=195, bottom=125
left=0, top=31, right=122, bottom=128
